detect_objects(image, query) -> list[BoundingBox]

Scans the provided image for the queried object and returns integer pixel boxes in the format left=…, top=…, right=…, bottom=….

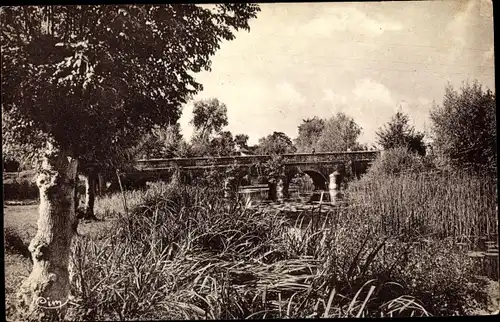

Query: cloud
left=482, top=46, right=494, bottom=65
left=323, top=89, right=347, bottom=105
left=276, top=81, right=305, bottom=104
left=301, top=7, right=403, bottom=37
left=178, top=2, right=494, bottom=148
left=352, top=78, right=394, bottom=105
left=446, top=0, right=477, bottom=47
left=319, top=79, right=400, bottom=145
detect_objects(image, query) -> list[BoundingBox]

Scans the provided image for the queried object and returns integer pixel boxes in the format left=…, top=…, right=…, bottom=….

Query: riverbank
left=4, top=188, right=499, bottom=318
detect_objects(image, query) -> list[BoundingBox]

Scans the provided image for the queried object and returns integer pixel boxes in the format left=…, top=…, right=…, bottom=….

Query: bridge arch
left=302, top=170, right=328, bottom=191
left=287, top=167, right=328, bottom=191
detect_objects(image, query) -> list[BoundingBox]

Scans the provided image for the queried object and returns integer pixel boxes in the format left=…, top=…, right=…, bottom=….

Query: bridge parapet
left=134, top=150, right=380, bottom=171
left=282, top=151, right=380, bottom=165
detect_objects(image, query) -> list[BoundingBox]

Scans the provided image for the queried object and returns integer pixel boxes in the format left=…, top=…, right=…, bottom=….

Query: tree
left=1, top=4, right=259, bottom=318
left=141, top=123, right=183, bottom=159
left=430, top=81, right=496, bottom=174
left=256, top=131, right=296, bottom=155
left=191, top=130, right=236, bottom=157
left=176, top=139, right=193, bottom=158
left=262, top=155, right=286, bottom=200
left=366, top=147, right=434, bottom=178
left=295, top=117, right=325, bottom=152
left=209, top=130, right=236, bottom=156
left=190, top=98, right=229, bottom=140
left=376, top=111, right=426, bottom=155
left=315, top=112, right=362, bottom=151
left=190, top=97, right=230, bottom=156
left=235, top=133, right=250, bottom=150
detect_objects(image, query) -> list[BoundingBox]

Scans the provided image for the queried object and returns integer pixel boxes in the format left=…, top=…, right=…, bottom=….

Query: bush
left=290, top=172, right=314, bottom=192
left=390, top=239, right=489, bottom=316
left=3, top=170, right=38, bottom=200
left=430, top=81, right=496, bottom=176
left=366, top=147, right=434, bottom=178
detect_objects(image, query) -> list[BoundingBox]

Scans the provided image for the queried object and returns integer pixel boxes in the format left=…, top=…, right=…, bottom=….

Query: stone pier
left=328, top=170, right=343, bottom=204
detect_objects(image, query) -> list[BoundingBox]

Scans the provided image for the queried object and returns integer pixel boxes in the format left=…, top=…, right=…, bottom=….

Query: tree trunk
left=16, top=143, right=78, bottom=320
left=81, top=171, right=98, bottom=221
left=268, top=181, right=277, bottom=201
left=97, top=173, right=104, bottom=196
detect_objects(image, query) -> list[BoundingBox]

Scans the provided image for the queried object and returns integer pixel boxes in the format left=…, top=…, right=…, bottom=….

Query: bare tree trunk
left=16, top=143, right=78, bottom=320
left=81, top=171, right=98, bottom=221
left=268, top=181, right=277, bottom=201
left=97, top=173, right=104, bottom=196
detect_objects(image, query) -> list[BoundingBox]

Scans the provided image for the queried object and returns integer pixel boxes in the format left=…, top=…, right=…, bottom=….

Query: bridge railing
left=134, top=150, right=381, bottom=171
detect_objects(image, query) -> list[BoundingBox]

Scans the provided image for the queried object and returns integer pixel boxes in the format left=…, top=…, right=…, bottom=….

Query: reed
left=347, top=170, right=497, bottom=240
left=57, top=180, right=490, bottom=320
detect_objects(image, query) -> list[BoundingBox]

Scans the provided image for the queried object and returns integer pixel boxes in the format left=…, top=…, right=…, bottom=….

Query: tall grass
left=58, top=180, right=490, bottom=320
left=347, top=171, right=497, bottom=240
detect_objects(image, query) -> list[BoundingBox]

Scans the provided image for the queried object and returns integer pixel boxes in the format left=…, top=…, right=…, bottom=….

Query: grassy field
left=4, top=170, right=499, bottom=320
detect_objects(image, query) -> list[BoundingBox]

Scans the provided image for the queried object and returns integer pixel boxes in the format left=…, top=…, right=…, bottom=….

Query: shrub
left=3, top=170, right=38, bottom=200
left=430, top=80, right=496, bottom=176
left=366, top=147, right=434, bottom=178
left=390, top=239, right=489, bottom=316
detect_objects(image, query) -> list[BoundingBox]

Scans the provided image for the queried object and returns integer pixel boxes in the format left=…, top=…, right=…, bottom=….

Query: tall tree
left=191, top=130, right=236, bottom=157
left=142, top=123, right=184, bottom=159
left=190, top=97, right=232, bottom=156
left=295, top=117, right=325, bottom=152
left=430, top=80, right=496, bottom=174
left=315, top=112, right=362, bottom=151
left=1, top=4, right=259, bottom=318
left=190, top=98, right=229, bottom=140
left=256, top=131, right=296, bottom=155
left=235, top=133, right=250, bottom=150
left=376, top=111, right=426, bottom=155
left=209, top=130, right=236, bottom=156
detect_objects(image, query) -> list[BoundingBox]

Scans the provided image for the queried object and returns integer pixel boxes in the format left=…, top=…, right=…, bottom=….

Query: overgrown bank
left=7, top=170, right=492, bottom=320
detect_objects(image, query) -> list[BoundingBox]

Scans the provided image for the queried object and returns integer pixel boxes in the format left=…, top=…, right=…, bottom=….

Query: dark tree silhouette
left=1, top=4, right=260, bottom=318
left=376, top=111, right=426, bottom=155
left=430, top=81, right=496, bottom=174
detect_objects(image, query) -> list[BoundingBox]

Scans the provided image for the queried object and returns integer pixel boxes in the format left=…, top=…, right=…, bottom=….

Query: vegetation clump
left=54, top=181, right=491, bottom=320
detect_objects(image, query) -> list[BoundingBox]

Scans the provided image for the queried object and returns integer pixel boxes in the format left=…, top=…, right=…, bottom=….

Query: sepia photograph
left=2, top=1, right=498, bottom=320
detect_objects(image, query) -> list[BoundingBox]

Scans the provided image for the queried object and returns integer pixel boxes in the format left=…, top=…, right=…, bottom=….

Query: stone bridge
left=128, top=151, right=380, bottom=196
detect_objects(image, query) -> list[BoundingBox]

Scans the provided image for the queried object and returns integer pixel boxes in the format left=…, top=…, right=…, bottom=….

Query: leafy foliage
left=295, top=117, right=325, bottom=152
left=1, top=4, right=260, bottom=168
left=235, top=134, right=250, bottom=150
left=390, top=240, right=488, bottom=316
left=376, top=111, right=426, bottom=155
left=430, top=80, right=496, bottom=175
left=294, top=113, right=363, bottom=152
left=316, top=113, right=363, bottom=151
left=189, top=98, right=238, bottom=157
left=256, top=132, right=296, bottom=155
left=191, top=130, right=237, bottom=157
left=209, top=131, right=237, bottom=157
left=190, top=98, right=229, bottom=139
left=138, top=123, right=184, bottom=159
left=366, top=147, right=434, bottom=178
left=262, top=155, right=285, bottom=184
left=176, top=140, right=194, bottom=158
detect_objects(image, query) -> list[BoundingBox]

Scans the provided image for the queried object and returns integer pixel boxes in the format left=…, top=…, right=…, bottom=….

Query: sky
left=178, top=0, right=495, bottom=146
